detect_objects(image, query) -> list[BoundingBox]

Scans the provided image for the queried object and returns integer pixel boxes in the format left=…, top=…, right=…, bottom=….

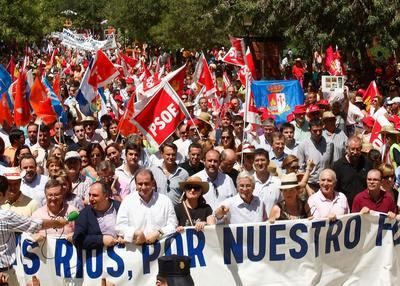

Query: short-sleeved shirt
left=253, top=173, right=281, bottom=215
left=308, top=190, right=349, bottom=218
left=217, top=194, right=267, bottom=224
left=175, top=202, right=213, bottom=226
left=352, top=189, right=397, bottom=213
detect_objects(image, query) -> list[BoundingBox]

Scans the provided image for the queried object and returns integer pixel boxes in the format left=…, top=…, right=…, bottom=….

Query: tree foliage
left=1, top=0, right=400, bottom=59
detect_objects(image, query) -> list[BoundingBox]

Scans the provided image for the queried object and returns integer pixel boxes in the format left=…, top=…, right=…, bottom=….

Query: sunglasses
left=185, top=184, right=202, bottom=192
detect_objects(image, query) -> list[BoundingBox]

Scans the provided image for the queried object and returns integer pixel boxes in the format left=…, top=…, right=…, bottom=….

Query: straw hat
left=279, top=173, right=299, bottom=189
left=197, top=112, right=213, bottom=126
left=81, top=116, right=97, bottom=125
left=380, top=125, right=400, bottom=134
left=179, top=176, right=209, bottom=195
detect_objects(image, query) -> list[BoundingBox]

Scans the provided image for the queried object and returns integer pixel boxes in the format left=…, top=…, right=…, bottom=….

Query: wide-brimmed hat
left=3, top=167, right=24, bottom=180
left=184, top=101, right=195, bottom=108
left=197, top=112, right=213, bottom=126
left=322, top=111, right=335, bottom=119
left=381, top=125, right=400, bottom=134
left=157, top=255, right=194, bottom=286
left=279, top=173, right=299, bottom=189
left=81, top=116, right=97, bottom=125
left=179, top=176, right=209, bottom=194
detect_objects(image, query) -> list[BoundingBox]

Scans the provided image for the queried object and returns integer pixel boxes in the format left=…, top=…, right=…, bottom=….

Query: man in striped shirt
left=0, top=175, right=68, bottom=285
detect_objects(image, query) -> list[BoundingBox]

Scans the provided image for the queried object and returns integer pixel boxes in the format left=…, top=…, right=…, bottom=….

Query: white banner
left=61, top=29, right=117, bottom=52
left=15, top=213, right=400, bottom=285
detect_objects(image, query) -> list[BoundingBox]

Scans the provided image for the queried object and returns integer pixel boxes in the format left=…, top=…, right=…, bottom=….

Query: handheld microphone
left=66, top=211, right=80, bottom=222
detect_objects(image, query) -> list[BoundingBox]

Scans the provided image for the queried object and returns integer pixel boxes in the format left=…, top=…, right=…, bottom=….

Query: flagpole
left=241, top=71, right=250, bottom=167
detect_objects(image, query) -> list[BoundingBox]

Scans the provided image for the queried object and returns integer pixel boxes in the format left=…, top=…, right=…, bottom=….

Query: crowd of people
left=1, top=38, right=400, bottom=285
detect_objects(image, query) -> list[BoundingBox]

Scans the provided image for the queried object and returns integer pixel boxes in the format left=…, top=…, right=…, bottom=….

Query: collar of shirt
left=254, top=173, right=273, bottom=186
left=270, top=151, right=287, bottom=162
left=135, top=190, right=158, bottom=206
left=206, top=171, right=223, bottom=186
left=363, top=189, right=386, bottom=203
left=316, top=190, right=340, bottom=203
left=158, top=164, right=181, bottom=178
left=94, top=201, right=115, bottom=217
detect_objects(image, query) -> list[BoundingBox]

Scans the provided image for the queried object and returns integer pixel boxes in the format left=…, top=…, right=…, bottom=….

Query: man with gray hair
left=307, top=168, right=349, bottom=219
left=214, top=171, right=268, bottom=224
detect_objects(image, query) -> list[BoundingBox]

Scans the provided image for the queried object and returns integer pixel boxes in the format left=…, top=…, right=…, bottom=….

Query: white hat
left=3, top=167, right=23, bottom=180
left=279, top=173, right=300, bottom=189
left=392, top=97, right=400, bottom=104
left=65, top=151, right=81, bottom=162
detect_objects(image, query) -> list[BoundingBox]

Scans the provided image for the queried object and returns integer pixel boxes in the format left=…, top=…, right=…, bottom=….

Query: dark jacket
left=73, top=200, right=120, bottom=250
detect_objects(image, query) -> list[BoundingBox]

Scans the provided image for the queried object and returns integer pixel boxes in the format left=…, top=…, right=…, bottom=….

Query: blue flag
left=43, top=78, right=68, bottom=126
left=0, top=64, right=12, bottom=95
left=252, top=80, right=305, bottom=124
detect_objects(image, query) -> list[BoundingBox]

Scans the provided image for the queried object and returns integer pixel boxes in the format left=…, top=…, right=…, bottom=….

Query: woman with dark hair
left=0, top=137, right=8, bottom=167
left=86, top=143, right=105, bottom=180
left=175, top=177, right=216, bottom=232
left=13, top=145, right=32, bottom=167
left=215, top=127, right=236, bottom=153
left=101, top=119, right=123, bottom=150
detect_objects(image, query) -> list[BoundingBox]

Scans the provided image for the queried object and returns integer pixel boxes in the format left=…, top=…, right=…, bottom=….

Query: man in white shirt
left=115, top=142, right=141, bottom=191
left=173, top=123, right=191, bottom=163
left=30, top=125, right=54, bottom=168
left=194, top=149, right=236, bottom=210
left=215, top=172, right=267, bottom=224
left=116, top=169, right=177, bottom=245
left=20, top=155, right=49, bottom=205
left=253, top=118, right=275, bottom=152
left=253, top=148, right=281, bottom=214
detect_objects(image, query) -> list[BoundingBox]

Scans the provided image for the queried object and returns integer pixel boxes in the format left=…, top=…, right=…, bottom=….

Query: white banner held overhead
left=61, top=29, right=117, bottom=51
left=15, top=213, right=400, bottom=285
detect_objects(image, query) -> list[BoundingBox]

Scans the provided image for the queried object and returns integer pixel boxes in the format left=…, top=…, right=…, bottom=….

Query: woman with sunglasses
left=215, top=127, right=236, bottom=153
left=175, top=177, right=216, bottom=232
left=281, top=155, right=315, bottom=198
left=86, top=143, right=105, bottom=181
left=269, top=173, right=311, bottom=222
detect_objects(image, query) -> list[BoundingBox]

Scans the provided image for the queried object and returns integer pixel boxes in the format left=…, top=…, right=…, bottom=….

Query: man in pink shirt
left=308, top=169, right=349, bottom=219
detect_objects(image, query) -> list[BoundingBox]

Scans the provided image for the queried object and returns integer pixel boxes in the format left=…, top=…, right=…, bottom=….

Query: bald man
left=220, top=149, right=239, bottom=187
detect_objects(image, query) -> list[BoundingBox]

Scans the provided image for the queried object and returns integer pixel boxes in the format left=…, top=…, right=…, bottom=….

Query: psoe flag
left=132, top=83, right=189, bottom=147
left=252, top=80, right=304, bottom=124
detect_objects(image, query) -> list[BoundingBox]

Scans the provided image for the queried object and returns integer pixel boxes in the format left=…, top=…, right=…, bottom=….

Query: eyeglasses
left=382, top=175, right=393, bottom=180
left=91, top=154, right=102, bottom=158
left=221, top=136, right=231, bottom=140
left=185, top=184, right=202, bottom=192
left=46, top=194, right=63, bottom=199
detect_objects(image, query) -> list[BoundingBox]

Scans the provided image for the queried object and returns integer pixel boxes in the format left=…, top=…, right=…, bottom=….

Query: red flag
left=52, top=73, right=61, bottom=99
left=324, top=45, right=345, bottom=76
left=14, top=72, right=31, bottom=126
left=194, top=54, right=216, bottom=97
left=369, top=119, right=383, bottom=148
left=119, top=51, right=138, bottom=76
left=167, top=64, right=186, bottom=95
left=88, top=50, right=119, bottom=88
left=0, top=93, right=13, bottom=125
left=238, top=67, right=246, bottom=87
left=246, top=47, right=257, bottom=80
left=222, top=37, right=246, bottom=67
left=132, top=83, right=189, bottom=146
left=30, top=76, right=58, bottom=125
left=6, top=56, right=16, bottom=82
left=363, top=80, right=380, bottom=106
left=14, top=71, right=31, bottom=126
left=142, top=68, right=161, bottom=92
left=117, top=95, right=138, bottom=137
left=49, top=48, right=58, bottom=67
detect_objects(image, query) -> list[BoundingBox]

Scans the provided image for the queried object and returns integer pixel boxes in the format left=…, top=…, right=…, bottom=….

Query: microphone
left=66, top=211, right=80, bottom=222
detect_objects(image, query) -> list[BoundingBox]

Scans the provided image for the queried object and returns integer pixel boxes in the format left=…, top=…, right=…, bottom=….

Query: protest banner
left=14, top=213, right=400, bottom=285
left=132, top=83, right=189, bottom=146
left=61, top=29, right=117, bottom=52
left=252, top=80, right=305, bottom=124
